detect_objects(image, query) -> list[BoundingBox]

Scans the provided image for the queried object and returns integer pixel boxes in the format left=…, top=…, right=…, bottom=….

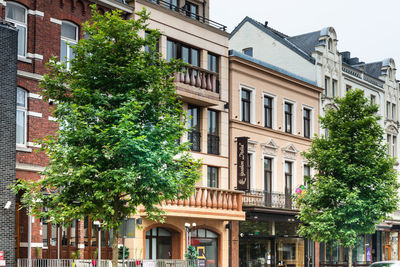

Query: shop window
left=145, top=227, right=172, bottom=259
left=6, top=2, right=27, bottom=57
left=61, top=21, right=78, bottom=69
left=16, top=87, right=27, bottom=146
left=191, top=229, right=218, bottom=267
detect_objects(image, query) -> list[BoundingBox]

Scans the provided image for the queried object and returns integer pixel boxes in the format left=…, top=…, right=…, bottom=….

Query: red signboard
left=0, top=251, right=3, bottom=260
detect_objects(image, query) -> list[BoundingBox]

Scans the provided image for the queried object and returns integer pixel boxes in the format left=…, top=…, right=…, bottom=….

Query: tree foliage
left=297, top=89, right=399, bottom=248
left=14, top=6, right=201, bottom=265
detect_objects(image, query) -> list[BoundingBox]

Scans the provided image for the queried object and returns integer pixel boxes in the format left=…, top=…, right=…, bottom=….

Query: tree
left=14, top=6, right=201, bottom=267
left=297, top=89, right=399, bottom=267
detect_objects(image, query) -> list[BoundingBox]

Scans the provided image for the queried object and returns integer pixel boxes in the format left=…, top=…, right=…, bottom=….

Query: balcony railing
left=207, top=134, right=219, bottom=155
left=175, top=65, right=219, bottom=93
left=17, top=259, right=189, bottom=267
left=165, top=187, right=243, bottom=212
left=145, top=0, right=227, bottom=31
left=242, top=190, right=296, bottom=210
left=188, top=130, right=201, bottom=152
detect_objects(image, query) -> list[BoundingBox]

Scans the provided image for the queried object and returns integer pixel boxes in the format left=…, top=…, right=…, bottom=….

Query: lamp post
left=184, top=223, right=196, bottom=266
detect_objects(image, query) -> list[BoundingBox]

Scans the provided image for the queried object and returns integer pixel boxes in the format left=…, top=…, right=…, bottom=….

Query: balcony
left=242, top=190, right=297, bottom=211
left=158, top=187, right=245, bottom=221
left=144, top=0, right=227, bottom=31
left=174, top=66, right=220, bottom=106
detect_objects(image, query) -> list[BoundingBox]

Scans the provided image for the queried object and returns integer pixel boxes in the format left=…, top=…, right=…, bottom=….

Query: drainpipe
left=202, top=1, right=206, bottom=23
left=28, top=212, right=32, bottom=267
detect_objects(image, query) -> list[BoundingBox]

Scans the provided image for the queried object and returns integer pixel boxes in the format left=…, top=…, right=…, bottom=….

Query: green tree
left=13, top=6, right=201, bottom=267
left=297, top=89, right=399, bottom=267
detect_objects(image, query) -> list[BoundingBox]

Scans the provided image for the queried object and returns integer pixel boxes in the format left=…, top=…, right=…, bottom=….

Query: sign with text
left=142, top=260, right=156, bottom=267
left=198, top=259, right=206, bottom=267
left=0, top=251, right=3, bottom=260
left=237, top=137, right=249, bottom=190
left=197, top=246, right=206, bottom=259
left=119, top=218, right=135, bottom=238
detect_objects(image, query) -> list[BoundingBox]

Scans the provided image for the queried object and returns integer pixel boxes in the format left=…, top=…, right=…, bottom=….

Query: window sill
left=16, top=146, right=33, bottom=152
left=18, top=56, right=32, bottom=64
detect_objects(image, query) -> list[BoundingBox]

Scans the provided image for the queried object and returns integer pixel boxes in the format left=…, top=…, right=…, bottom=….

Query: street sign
left=119, top=218, right=135, bottom=238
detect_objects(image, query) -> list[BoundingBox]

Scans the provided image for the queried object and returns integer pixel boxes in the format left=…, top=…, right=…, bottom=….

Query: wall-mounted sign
left=237, top=137, right=249, bottom=190
left=119, top=218, right=135, bottom=238
left=197, top=246, right=206, bottom=259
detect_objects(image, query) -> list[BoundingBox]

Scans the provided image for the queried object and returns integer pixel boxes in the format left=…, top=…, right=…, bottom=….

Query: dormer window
left=328, top=39, right=333, bottom=51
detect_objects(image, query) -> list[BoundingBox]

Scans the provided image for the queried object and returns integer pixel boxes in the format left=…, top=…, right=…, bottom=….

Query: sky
left=210, top=0, right=400, bottom=79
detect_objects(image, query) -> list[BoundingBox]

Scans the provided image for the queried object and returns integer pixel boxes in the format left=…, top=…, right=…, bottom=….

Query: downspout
left=202, top=1, right=206, bottom=23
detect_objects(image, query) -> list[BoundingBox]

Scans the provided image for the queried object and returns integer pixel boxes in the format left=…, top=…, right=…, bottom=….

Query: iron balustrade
left=145, top=0, right=227, bottom=31
left=207, top=134, right=219, bottom=155
left=242, top=190, right=297, bottom=210
left=188, top=130, right=201, bottom=152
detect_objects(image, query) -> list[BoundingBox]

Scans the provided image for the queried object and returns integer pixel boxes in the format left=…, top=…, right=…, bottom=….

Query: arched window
left=61, top=21, right=78, bottom=69
left=191, top=229, right=219, bottom=267
left=16, top=87, right=27, bottom=146
left=6, top=2, right=27, bottom=56
left=145, top=227, right=172, bottom=259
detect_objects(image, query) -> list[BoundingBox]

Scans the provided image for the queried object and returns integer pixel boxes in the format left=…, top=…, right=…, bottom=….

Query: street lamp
left=93, top=221, right=102, bottom=267
left=184, top=222, right=196, bottom=251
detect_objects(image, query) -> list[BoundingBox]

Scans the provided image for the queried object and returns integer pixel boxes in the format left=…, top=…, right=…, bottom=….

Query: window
left=303, top=108, right=311, bottom=138
left=370, top=95, right=376, bottom=105
left=303, top=165, right=311, bottom=185
left=328, top=39, right=332, bottom=51
left=144, top=31, right=159, bottom=53
left=16, top=88, right=27, bottom=145
left=207, top=110, right=219, bottom=155
left=241, top=89, right=251, bottom=123
left=332, top=79, right=337, bottom=97
left=324, top=77, right=330, bottom=96
left=285, top=102, right=293, bottom=134
left=6, top=2, right=27, bottom=57
left=387, top=134, right=397, bottom=158
left=284, top=162, right=293, bottom=195
left=264, top=158, right=272, bottom=193
left=264, top=96, right=273, bottom=128
left=184, top=2, right=198, bottom=20
left=208, top=53, right=220, bottom=93
left=61, top=21, right=78, bottom=69
left=42, top=222, right=48, bottom=247
left=145, top=228, right=172, bottom=259
left=188, top=105, right=201, bottom=152
left=207, top=166, right=218, bottom=188
left=387, top=101, right=391, bottom=119
left=392, top=104, right=396, bottom=121
left=164, top=0, right=179, bottom=11
left=346, top=85, right=352, bottom=92
left=242, top=47, right=253, bottom=57
left=167, top=39, right=199, bottom=66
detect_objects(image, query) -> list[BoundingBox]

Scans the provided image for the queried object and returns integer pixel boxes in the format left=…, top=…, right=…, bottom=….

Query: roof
left=229, top=50, right=318, bottom=87
left=363, top=62, right=383, bottom=79
left=230, top=17, right=315, bottom=64
left=286, top=31, right=321, bottom=57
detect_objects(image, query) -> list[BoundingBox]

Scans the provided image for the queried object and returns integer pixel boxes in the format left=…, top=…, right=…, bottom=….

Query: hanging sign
left=237, top=137, right=249, bottom=190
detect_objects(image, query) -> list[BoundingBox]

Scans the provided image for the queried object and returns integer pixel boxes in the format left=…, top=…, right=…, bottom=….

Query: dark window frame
left=303, top=108, right=311, bottom=138
left=207, top=166, right=219, bottom=188
left=241, top=89, right=251, bottom=123
left=207, top=109, right=219, bottom=155
left=188, top=105, right=201, bottom=152
left=264, top=95, right=273, bottom=128
left=167, top=39, right=199, bottom=66
left=285, top=102, right=293, bottom=134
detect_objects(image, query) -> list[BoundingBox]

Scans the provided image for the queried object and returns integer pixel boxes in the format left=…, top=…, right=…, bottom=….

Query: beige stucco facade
left=229, top=54, right=322, bottom=192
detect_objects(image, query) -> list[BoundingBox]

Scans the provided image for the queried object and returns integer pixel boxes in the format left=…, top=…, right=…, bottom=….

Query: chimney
left=264, top=21, right=268, bottom=27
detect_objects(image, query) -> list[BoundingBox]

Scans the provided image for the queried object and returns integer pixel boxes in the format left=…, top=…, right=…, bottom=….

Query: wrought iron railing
left=242, top=190, right=296, bottom=210
left=188, top=130, right=201, bottom=152
left=207, top=134, right=219, bottom=155
left=145, top=0, right=227, bottom=31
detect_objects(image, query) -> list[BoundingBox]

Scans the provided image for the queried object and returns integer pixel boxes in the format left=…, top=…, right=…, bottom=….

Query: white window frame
left=262, top=154, right=278, bottom=192
left=16, top=87, right=28, bottom=146
left=247, top=151, right=255, bottom=190
left=302, top=105, right=314, bottom=138
left=239, top=84, right=256, bottom=124
left=61, top=21, right=79, bottom=69
left=6, top=1, right=28, bottom=57
left=283, top=99, right=296, bottom=135
left=262, top=92, right=277, bottom=130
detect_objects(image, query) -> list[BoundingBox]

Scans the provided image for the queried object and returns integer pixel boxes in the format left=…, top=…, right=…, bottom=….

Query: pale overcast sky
left=210, top=0, right=400, bottom=79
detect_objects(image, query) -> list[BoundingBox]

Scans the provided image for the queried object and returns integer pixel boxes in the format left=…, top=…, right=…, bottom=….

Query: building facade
left=0, top=0, right=133, bottom=261
left=230, top=16, right=400, bottom=267
left=228, top=50, right=321, bottom=267
left=0, top=18, right=18, bottom=267
left=128, top=1, right=245, bottom=266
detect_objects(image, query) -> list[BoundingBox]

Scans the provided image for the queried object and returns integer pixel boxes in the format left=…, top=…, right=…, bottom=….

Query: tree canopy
left=297, top=89, right=399, bottom=250
left=14, top=6, right=201, bottom=265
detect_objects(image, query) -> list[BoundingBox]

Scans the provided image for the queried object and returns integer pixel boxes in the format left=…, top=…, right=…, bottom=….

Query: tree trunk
left=348, top=247, right=353, bottom=267
left=112, top=226, right=119, bottom=267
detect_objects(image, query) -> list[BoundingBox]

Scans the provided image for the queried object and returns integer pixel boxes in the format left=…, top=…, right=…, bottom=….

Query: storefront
left=239, top=213, right=313, bottom=267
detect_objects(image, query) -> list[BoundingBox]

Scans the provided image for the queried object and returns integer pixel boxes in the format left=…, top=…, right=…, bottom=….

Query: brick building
left=0, top=0, right=132, bottom=261
left=0, top=18, right=18, bottom=267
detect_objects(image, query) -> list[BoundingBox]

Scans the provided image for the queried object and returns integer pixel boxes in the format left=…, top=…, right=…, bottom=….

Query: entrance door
left=384, top=245, right=391, bottom=260
left=239, top=238, right=275, bottom=267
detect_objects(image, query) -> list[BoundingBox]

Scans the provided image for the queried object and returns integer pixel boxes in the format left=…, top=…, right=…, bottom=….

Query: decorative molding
left=17, top=70, right=43, bottom=81
left=16, top=163, right=45, bottom=172
left=16, top=146, right=32, bottom=153
left=282, top=144, right=298, bottom=160
left=27, top=111, right=42, bottom=118
left=262, top=139, right=279, bottom=156
left=27, top=53, right=44, bottom=60
left=50, top=18, right=62, bottom=25
left=28, top=93, right=42, bottom=99
left=248, top=140, right=258, bottom=152
left=28, top=10, right=44, bottom=17
left=48, top=116, right=57, bottom=121
left=386, top=125, right=398, bottom=135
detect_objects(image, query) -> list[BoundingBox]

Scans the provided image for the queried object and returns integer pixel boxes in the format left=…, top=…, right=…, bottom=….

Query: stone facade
left=0, top=19, right=18, bottom=267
